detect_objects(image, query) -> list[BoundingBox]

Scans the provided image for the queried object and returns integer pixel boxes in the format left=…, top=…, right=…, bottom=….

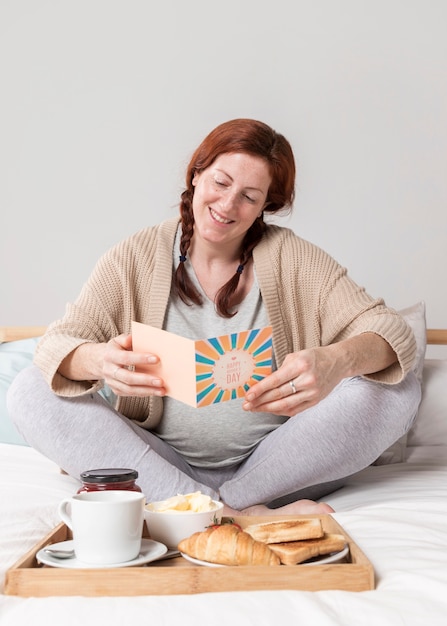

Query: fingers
left=111, top=333, right=133, bottom=350
left=242, top=352, right=320, bottom=417
left=111, top=364, right=134, bottom=383
left=105, top=334, right=165, bottom=397
left=106, top=334, right=156, bottom=370
left=243, top=345, right=343, bottom=417
left=243, top=376, right=312, bottom=417
left=244, top=358, right=301, bottom=404
left=109, top=364, right=165, bottom=398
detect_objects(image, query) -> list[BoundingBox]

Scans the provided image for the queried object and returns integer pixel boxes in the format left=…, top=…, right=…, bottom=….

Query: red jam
left=77, top=468, right=142, bottom=493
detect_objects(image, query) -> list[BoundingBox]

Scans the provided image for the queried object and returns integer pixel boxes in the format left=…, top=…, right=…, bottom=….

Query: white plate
left=180, top=544, right=349, bottom=567
left=302, top=544, right=349, bottom=565
left=36, top=539, right=168, bottom=569
left=180, top=553, right=225, bottom=567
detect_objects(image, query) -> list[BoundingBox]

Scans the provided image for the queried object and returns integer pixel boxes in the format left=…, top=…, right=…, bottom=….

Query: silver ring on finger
left=289, top=379, right=297, bottom=395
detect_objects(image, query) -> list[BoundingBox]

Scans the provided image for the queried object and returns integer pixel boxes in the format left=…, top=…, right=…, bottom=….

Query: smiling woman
left=186, top=153, right=271, bottom=306
left=193, top=153, right=269, bottom=230
left=8, top=118, right=420, bottom=521
left=175, top=119, right=295, bottom=318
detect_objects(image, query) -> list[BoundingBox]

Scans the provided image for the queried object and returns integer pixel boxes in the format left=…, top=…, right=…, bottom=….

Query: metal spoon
left=43, top=547, right=75, bottom=559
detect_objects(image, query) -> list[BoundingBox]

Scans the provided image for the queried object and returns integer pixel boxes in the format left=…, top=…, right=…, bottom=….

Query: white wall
left=1, top=1, right=446, bottom=352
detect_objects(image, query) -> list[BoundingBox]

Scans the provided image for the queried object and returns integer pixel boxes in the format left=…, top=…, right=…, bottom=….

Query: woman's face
left=191, top=152, right=271, bottom=254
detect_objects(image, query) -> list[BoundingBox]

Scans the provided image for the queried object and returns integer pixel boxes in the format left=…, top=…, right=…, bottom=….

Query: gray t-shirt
left=154, top=232, right=287, bottom=468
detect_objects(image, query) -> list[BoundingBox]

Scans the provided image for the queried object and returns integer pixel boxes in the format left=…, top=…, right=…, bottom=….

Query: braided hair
left=174, top=119, right=295, bottom=318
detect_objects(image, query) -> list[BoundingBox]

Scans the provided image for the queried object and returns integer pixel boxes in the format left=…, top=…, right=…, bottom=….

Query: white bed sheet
left=1, top=442, right=447, bottom=626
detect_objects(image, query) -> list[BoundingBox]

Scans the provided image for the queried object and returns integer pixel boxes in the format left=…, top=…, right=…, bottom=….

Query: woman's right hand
left=59, top=333, right=166, bottom=398
left=103, top=333, right=166, bottom=397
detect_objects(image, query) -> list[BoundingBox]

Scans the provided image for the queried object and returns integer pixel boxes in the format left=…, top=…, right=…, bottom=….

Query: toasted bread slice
left=268, top=533, right=346, bottom=565
left=244, top=518, right=324, bottom=544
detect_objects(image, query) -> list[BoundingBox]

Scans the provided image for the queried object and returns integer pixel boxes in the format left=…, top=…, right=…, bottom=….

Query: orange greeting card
left=131, top=322, right=273, bottom=408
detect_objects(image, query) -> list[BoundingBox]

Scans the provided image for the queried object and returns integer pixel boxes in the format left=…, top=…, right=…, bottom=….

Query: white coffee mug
left=58, top=490, right=145, bottom=565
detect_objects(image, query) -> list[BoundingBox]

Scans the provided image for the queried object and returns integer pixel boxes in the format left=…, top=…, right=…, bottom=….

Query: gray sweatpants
left=8, top=365, right=421, bottom=509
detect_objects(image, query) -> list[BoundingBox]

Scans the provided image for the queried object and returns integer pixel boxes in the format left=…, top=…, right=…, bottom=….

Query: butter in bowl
left=144, top=491, right=223, bottom=550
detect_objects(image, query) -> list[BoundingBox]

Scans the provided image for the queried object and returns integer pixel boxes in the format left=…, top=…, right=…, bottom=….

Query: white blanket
left=1, top=441, right=447, bottom=626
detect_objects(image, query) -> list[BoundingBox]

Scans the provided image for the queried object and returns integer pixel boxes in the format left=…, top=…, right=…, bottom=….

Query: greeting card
left=131, top=321, right=273, bottom=408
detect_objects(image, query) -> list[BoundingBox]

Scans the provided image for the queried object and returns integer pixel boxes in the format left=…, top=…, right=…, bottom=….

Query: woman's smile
left=209, top=207, right=234, bottom=225
left=191, top=152, right=271, bottom=252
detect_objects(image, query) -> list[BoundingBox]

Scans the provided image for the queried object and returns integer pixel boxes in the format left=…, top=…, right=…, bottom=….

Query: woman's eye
left=214, top=179, right=227, bottom=187
left=243, top=193, right=255, bottom=203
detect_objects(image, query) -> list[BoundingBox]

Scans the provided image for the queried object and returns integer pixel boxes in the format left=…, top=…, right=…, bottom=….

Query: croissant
left=178, top=524, right=281, bottom=566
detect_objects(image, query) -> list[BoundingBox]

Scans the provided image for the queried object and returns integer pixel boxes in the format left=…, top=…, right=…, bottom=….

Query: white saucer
left=37, top=539, right=168, bottom=569
left=180, top=544, right=349, bottom=567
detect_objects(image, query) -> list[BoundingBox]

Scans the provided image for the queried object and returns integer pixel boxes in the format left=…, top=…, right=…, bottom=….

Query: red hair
left=174, top=119, right=296, bottom=317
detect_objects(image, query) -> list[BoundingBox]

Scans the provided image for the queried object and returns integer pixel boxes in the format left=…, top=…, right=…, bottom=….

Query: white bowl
left=144, top=500, right=223, bottom=550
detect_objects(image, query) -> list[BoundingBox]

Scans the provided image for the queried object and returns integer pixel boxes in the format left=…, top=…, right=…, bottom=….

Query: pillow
left=407, top=359, right=447, bottom=447
left=373, top=301, right=427, bottom=465
left=398, top=301, right=427, bottom=383
left=0, top=337, right=40, bottom=445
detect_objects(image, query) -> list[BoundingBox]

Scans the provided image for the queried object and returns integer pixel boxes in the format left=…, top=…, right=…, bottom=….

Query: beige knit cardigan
left=35, top=216, right=416, bottom=429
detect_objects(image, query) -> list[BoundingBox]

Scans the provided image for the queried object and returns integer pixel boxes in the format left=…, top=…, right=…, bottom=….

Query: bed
left=1, top=305, right=447, bottom=625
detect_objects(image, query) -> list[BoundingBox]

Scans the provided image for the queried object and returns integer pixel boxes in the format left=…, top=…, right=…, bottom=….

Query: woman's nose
left=219, top=190, right=238, bottom=211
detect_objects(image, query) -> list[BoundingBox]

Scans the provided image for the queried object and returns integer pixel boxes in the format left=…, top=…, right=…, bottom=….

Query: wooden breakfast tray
left=5, top=514, right=374, bottom=596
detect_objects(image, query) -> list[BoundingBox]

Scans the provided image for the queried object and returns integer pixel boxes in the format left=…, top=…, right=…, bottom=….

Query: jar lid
left=80, top=468, right=139, bottom=483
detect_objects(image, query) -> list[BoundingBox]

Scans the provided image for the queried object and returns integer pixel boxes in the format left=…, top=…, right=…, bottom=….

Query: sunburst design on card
left=194, top=326, right=272, bottom=407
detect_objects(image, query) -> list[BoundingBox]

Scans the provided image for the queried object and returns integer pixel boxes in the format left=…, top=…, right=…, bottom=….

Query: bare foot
left=223, top=498, right=334, bottom=517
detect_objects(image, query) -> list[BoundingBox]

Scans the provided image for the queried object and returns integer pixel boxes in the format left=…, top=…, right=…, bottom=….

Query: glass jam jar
left=77, top=468, right=142, bottom=493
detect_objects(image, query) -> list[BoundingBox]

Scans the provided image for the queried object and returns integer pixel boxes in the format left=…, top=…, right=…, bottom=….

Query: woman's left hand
left=242, top=345, right=345, bottom=417
left=243, top=333, right=397, bottom=417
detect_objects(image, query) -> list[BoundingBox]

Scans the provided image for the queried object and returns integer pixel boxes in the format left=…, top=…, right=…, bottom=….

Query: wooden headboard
left=0, top=326, right=48, bottom=343
left=426, top=329, right=447, bottom=345
left=1, top=326, right=447, bottom=345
